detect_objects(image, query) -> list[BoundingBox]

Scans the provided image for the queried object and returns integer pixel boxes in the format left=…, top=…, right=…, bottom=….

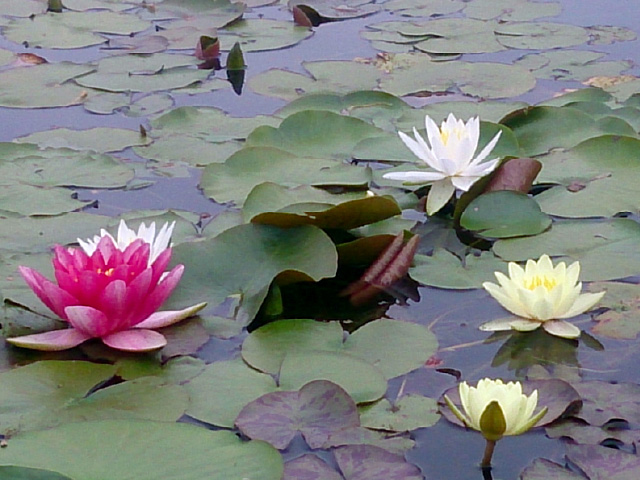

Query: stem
left=481, top=465, right=493, bottom=480
left=481, top=439, right=496, bottom=468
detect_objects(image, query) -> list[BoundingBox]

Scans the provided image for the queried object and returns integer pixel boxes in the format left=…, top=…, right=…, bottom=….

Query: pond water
left=0, top=0, right=640, bottom=479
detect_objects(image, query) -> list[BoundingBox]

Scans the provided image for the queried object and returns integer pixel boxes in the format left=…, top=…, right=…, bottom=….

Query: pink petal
left=98, top=279, right=128, bottom=331
left=102, top=329, right=167, bottom=352
left=65, top=305, right=112, bottom=337
left=6, top=328, right=91, bottom=351
left=135, top=302, right=208, bottom=329
left=135, top=265, right=184, bottom=321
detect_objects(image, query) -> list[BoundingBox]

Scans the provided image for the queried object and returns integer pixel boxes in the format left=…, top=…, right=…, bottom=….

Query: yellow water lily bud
left=444, top=378, right=547, bottom=442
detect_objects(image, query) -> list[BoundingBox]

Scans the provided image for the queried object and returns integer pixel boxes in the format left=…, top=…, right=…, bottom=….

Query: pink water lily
left=7, top=221, right=206, bottom=352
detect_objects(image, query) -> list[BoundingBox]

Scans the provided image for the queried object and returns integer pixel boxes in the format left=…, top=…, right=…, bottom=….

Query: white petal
left=557, top=291, right=606, bottom=319
left=451, top=175, right=481, bottom=192
left=383, top=171, right=446, bottom=184
left=399, top=131, right=434, bottom=166
left=473, top=130, right=502, bottom=163
left=426, top=179, right=455, bottom=214
left=479, top=317, right=518, bottom=332
left=542, top=320, right=581, bottom=339
left=509, top=319, right=542, bottom=332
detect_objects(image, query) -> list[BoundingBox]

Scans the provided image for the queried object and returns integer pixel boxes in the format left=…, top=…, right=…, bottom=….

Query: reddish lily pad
left=567, top=443, right=640, bottom=479
left=236, top=380, right=360, bottom=449
left=334, top=445, right=423, bottom=480
left=571, top=381, right=640, bottom=426
left=520, top=458, right=585, bottom=480
left=284, top=455, right=343, bottom=480
left=587, top=281, right=640, bottom=339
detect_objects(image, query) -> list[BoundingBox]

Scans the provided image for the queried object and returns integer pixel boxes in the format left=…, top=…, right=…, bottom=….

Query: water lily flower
left=7, top=221, right=206, bottom=352
left=444, top=378, right=547, bottom=442
left=481, top=255, right=605, bottom=339
left=383, top=113, right=502, bottom=215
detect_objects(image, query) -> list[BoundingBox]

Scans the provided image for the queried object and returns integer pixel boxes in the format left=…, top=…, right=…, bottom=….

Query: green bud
left=479, top=400, right=506, bottom=441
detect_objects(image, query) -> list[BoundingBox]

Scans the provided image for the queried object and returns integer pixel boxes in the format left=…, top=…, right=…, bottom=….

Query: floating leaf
left=464, top=0, right=561, bottom=21
left=278, top=351, right=387, bottom=403
left=588, top=281, right=640, bottom=339
left=185, top=359, right=278, bottom=428
left=288, top=0, right=380, bottom=20
left=460, top=191, right=551, bottom=238
left=534, top=135, right=640, bottom=218
left=520, top=458, right=584, bottom=480
left=359, top=395, right=439, bottom=432
left=244, top=183, right=401, bottom=229
left=284, top=455, right=343, bottom=480
left=242, top=318, right=437, bottom=380
left=566, top=443, right=640, bottom=479
left=516, top=50, right=633, bottom=82
left=236, top=380, right=360, bottom=449
left=494, top=218, right=640, bottom=281
left=495, top=22, right=589, bottom=50
left=0, top=361, right=188, bottom=434
left=0, top=420, right=283, bottom=480
left=0, top=466, right=73, bottom=480
left=571, top=381, right=640, bottom=426
left=483, top=158, right=542, bottom=193
left=168, top=224, right=338, bottom=325
left=200, top=147, right=371, bottom=206
left=219, top=19, right=312, bottom=52
left=16, top=127, right=150, bottom=153
left=333, top=445, right=423, bottom=480
left=410, top=249, right=510, bottom=290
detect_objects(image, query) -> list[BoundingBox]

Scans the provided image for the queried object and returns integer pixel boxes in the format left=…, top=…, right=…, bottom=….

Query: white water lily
left=444, top=378, right=547, bottom=442
left=78, top=219, right=175, bottom=266
left=383, top=113, right=502, bottom=215
left=481, top=255, right=605, bottom=339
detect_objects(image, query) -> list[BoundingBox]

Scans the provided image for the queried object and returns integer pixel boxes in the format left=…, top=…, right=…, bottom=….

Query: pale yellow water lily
left=481, top=255, right=605, bottom=339
left=444, top=378, right=547, bottom=442
left=383, top=113, right=502, bottom=215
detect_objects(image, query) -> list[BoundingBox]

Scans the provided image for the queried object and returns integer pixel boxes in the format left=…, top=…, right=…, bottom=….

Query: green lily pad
left=4, top=11, right=150, bottom=49
left=248, top=61, right=381, bottom=101
left=200, top=147, right=371, bottom=206
left=279, top=351, right=387, bottom=403
left=380, top=54, right=536, bottom=99
left=246, top=110, right=385, bottom=159
left=134, top=136, right=241, bottom=166
left=150, top=106, right=280, bottom=142
left=0, top=144, right=134, bottom=188
left=493, top=218, right=640, bottom=281
left=359, top=395, right=440, bottom=432
left=0, top=361, right=188, bottom=434
left=0, top=420, right=283, bottom=480
left=242, top=318, right=437, bottom=380
left=0, top=0, right=46, bottom=17
left=168, top=224, right=338, bottom=325
left=383, top=0, right=463, bottom=16
left=516, top=50, right=633, bottom=82
left=460, top=191, right=551, bottom=238
left=289, top=0, right=380, bottom=19
left=185, top=359, right=278, bottom=428
left=410, top=249, right=510, bottom=290
left=405, top=18, right=506, bottom=55
left=0, top=62, right=93, bottom=108
left=75, top=54, right=210, bottom=93
left=0, top=184, right=87, bottom=216
left=502, top=105, right=629, bottom=156
left=153, top=0, right=245, bottom=19
left=495, top=22, right=589, bottom=50
left=464, top=0, right=561, bottom=21
left=534, top=135, right=640, bottom=218
left=244, top=184, right=401, bottom=229
left=0, top=466, right=73, bottom=480
left=218, top=19, right=313, bottom=52
left=16, top=127, right=150, bottom=153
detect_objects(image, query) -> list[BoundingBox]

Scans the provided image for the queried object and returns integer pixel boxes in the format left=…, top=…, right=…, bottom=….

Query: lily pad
left=244, top=183, right=401, bottom=229
left=0, top=62, right=93, bottom=108
left=242, top=318, right=437, bottom=380
left=409, top=249, right=510, bottom=290
left=278, top=351, right=387, bottom=403
left=359, top=395, right=440, bottom=432
left=516, top=50, right=633, bottom=82
left=0, top=184, right=87, bottom=217
left=246, top=110, right=385, bottom=159
left=571, top=381, right=640, bottom=426
left=0, top=467, right=73, bottom=480
left=185, top=359, right=278, bottom=428
left=168, top=223, right=338, bottom=325
left=0, top=420, right=283, bottom=480
left=460, top=191, right=551, bottom=238
left=150, top=106, right=280, bottom=142
left=534, top=135, right=640, bottom=218
left=493, top=218, right=640, bottom=281
left=520, top=458, right=585, bottom=480
left=284, top=455, right=343, bottom=480
left=135, top=136, right=241, bottom=166
left=200, top=147, right=371, bottom=206
left=289, top=0, right=380, bottom=19
left=464, top=0, right=561, bottom=21
left=495, top=22, right=589, bottom=50
left=236, top=380, right=360, bottom=449
left=16, top=127, right=150, bottom=153
left=566, top=443, right=640, bottom=479
left=218, top=19, right=313, bottom=52
left=588, top=281, right=640, bottom=339
left=3, top=11, right=150, bottom=49
left=334, top=445, right=423, bottom=480
left=0, top=361, right=188, bottom=434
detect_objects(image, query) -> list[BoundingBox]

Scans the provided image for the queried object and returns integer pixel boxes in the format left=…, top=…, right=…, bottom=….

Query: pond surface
left=0, top=0, right=640, bottom=479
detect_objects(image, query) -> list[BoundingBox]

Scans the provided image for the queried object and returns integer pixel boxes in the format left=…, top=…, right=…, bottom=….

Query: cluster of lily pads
left=1, top=0, right=640, bottom=478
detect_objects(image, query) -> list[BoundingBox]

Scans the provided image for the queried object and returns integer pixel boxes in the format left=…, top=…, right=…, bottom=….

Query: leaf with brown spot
left=483, top=157, right=542, bottom=193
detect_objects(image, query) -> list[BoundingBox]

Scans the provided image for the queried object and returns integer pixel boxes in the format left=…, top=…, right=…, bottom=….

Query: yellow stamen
left=96, top=267, right=115, bottom=277
left=524, top=275, right=557, bottom=291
